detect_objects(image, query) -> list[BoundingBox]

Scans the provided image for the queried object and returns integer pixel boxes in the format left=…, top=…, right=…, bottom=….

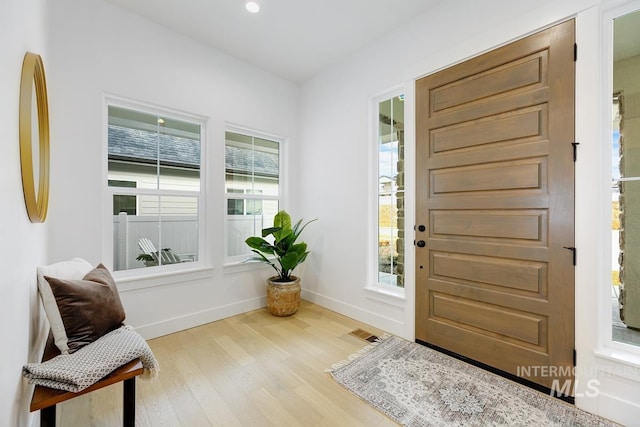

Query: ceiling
left=104, top=0, right=440, bottom=82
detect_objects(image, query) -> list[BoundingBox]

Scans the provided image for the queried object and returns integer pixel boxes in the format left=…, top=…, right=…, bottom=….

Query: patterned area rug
left=328, top=335, right=618, bottom=426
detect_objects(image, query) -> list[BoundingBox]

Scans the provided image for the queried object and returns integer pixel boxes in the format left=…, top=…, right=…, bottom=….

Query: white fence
left=113, top=213, right=270, bottom=270
left=113, top=213, right=198, bottom=271
left=226, top=215, right=267, bottom=258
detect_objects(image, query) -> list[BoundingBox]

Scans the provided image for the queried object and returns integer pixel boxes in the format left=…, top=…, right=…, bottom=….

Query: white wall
left=297, top=0, right=640, bottom=423
left=5, top=0, right=640, bottom=424
left=3, top=0, right=300, bottom=423
left=45, top=0, right=299, bottom=348
left=0, top=0, right=50, bottom=425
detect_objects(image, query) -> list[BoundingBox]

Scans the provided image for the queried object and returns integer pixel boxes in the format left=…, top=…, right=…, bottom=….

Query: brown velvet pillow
left=43, top=263, right=126, bottom=354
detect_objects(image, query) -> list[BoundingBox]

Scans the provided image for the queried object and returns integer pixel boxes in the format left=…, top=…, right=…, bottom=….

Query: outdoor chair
left=137, top=237, right=183, bottom=265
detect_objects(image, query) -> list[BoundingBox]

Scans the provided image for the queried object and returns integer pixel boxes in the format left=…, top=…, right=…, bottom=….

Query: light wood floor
left=57, top=301, right=398, bottom=426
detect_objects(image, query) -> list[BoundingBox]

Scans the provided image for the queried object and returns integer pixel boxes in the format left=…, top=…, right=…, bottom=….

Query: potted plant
left=136, top=253, right=158, bottom=267
left=245, top=210, right=316, bottom=316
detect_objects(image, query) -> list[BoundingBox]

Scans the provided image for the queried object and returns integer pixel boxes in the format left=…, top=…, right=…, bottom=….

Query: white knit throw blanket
left=23, top=326, right=159, bottom=393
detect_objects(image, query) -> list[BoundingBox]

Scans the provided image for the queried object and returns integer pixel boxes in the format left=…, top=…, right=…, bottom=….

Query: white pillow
left=37, top=258, right=94, bottom=354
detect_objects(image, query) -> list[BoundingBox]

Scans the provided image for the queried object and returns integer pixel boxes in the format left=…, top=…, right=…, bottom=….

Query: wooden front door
left=415, top=20, right=575, bottom=393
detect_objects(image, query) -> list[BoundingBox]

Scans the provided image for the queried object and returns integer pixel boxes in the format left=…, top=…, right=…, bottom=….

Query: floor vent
left=350, top=328, right=379, bottom=342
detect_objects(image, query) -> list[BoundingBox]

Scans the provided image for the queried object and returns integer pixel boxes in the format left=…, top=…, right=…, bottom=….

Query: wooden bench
left=30, top=334, right=144, bottom=427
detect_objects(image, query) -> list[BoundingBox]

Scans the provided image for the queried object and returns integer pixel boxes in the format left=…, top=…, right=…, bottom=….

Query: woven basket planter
left=266, top=276, right=301, bottom=316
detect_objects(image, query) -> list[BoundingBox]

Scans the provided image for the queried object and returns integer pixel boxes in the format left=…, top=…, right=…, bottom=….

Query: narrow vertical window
left=377, top=94, right=404, bottom=287
left=611, top=8, right=640, bottom=346
left=225, top=130, right=281, bottom=262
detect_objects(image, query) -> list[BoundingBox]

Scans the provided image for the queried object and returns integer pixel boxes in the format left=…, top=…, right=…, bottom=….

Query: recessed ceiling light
left=245, top=1, right=260, bottom=13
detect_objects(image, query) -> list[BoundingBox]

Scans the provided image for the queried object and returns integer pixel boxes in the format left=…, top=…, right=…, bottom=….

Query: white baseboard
left=592, top=391, right=640, bottom=425
left=301, top=289, right=406, bottom=337
left=133, top=296, right=266, bottom=339
left=133, top=291, right=406, bottom=340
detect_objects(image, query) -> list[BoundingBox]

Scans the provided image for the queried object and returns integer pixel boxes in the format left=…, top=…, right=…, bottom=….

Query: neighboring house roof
left=109, top=125, right=200, bottom=169
left=225, top=145, right=279, bottom=178
left=108, top=125, right=279, bottom=177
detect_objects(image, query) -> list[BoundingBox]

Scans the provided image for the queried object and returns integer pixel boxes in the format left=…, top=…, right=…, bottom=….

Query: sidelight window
left=610, top=8, right=640, bottom=347
left=376, top=93, right=405, bottom=288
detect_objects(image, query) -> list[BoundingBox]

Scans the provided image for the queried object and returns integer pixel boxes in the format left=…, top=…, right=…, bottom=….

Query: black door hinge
left=573, top=348, right=577, bottom=366
left=574, top=43, right=578, bottom=61
left=571, top=142, right=580, bottom=161
left=563, top=246, right=577, bottom=266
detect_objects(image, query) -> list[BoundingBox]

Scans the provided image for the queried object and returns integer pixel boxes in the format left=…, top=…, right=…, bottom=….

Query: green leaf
left=273, top=211, right=292, bottom=242
left=245, top=237, right=275, bottom=254
left=289, top=242, right=307, bottom=255
left=279, top=251, right=303, bottom=272
left=261, top=226, right=281, bottom=238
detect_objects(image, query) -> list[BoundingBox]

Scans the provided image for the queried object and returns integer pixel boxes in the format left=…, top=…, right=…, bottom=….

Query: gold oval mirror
left=19, top=52, right=50, bottom=223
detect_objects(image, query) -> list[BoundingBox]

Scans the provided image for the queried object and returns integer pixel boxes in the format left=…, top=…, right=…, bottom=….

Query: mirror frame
left=19, top=52, right=50, bottom=223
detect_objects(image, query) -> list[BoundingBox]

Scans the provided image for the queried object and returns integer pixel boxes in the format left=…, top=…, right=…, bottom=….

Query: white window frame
left=597, top=0, right=640, bottom=364
left=103, top=95, right=208, bottom=281
left=227, top=188, right=264, bottom=215
left=224, top=124, right=285, bottom=266
left=365, top=86, right=409, bottom=302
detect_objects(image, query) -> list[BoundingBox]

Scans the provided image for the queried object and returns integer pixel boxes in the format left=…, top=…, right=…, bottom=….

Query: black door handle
left=416, top=240, right=426, bottom=248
